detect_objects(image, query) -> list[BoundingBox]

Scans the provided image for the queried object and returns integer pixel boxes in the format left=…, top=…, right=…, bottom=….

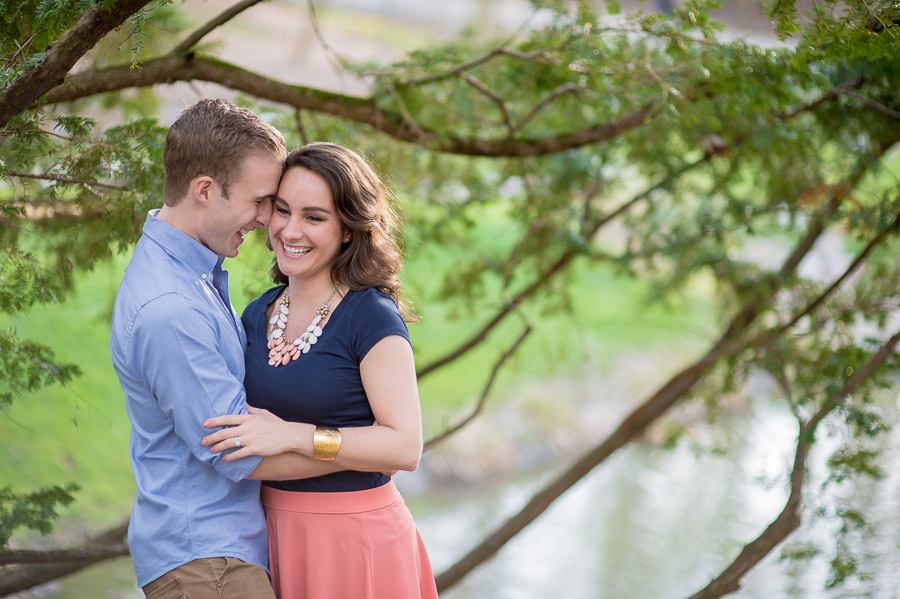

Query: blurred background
left=2, top=0, right=900, bottom=597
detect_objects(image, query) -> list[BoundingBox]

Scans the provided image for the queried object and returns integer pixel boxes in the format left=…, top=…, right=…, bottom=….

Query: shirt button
left=201, top=273, right=208, bottom=279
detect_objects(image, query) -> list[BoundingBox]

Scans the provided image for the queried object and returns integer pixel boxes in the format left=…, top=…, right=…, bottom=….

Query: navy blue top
left=242, top=285, right=410, bottom=492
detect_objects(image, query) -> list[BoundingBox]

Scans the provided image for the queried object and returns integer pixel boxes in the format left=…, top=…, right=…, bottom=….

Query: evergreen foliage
left=1, top=0, right=899, bottom=595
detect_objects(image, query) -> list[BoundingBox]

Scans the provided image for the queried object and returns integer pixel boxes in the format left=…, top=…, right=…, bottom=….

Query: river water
left=28, top=385, right=900, bottom=599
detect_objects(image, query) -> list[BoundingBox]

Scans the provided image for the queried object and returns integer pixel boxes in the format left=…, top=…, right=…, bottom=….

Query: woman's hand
left=202, top=405, right=310, bottom=461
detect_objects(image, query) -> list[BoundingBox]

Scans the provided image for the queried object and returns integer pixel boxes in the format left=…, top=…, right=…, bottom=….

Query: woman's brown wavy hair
left=270, top=142, right=418, bottom=322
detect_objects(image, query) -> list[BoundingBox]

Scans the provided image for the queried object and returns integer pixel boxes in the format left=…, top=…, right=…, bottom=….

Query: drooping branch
left=0, top=0, right=154, bottom=128
left=806, top=327, right=900, bottom=432
left=774, top=204, right=900, bottom=336
left=415, top=225, right=590, bottom=379
left=777, top=76, right=867, bottom=120
left=435, top=172, right=854, bottom=592
left=306, top=0, right=354, bottom=76
left=417, top=154, right=712, bottom=379
left=687, top=324, right=900, bottom=599
left=172, top=0, right=267, bottom=55
left=0, top=519, right=129, bottom=597
left=687, top=426, right=810, bottom=599
left=835, top=89, right=900, bottom=120
left=424, top=325, right=532, bottom=451
left=43, top=54, right=658, bottom=157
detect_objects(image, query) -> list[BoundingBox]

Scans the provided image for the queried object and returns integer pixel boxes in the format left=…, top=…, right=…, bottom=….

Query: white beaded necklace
left=266, top=282, right=340, bottom=367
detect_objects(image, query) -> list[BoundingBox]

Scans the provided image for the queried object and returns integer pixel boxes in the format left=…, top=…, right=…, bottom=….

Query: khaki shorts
left=142, top=557, right=275, bottom=599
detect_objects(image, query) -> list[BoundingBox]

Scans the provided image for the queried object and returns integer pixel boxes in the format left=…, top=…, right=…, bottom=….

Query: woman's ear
left=343, top=231, right=352, bottom=243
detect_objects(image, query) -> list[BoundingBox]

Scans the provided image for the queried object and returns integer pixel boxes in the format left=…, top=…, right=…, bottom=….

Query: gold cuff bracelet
left=313, top=426, right=341, bottom=461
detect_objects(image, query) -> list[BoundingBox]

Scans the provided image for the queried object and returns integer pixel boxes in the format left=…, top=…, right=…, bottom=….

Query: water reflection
left=29, top=391, right=900, bottom=598
left=401, top=392, right=900, bottom=599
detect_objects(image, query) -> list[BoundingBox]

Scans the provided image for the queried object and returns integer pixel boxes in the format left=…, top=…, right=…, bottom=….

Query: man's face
left=200, top=153, right=282, bottom=258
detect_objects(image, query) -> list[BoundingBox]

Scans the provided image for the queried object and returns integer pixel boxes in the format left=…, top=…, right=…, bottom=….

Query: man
left=110, top=98, right=287, bottom=598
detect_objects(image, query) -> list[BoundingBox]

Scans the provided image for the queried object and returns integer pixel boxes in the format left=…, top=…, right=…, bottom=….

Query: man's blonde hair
left=163, top=99, right=287, bottom=205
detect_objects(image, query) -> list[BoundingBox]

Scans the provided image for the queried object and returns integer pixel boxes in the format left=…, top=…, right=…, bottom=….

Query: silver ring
left=234, top=437, right=241, bottom=448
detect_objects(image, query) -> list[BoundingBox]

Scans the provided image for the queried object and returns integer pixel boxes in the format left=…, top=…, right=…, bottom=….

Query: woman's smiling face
left=269, top=166, right=346, bottom=283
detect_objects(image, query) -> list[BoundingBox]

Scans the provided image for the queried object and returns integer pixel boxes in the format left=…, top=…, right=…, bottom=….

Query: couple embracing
left=110, top=99, right=438, bottom=599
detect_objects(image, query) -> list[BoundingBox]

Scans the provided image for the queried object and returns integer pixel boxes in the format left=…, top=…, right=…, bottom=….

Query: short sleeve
left=349, top=290, right=410, bottom=362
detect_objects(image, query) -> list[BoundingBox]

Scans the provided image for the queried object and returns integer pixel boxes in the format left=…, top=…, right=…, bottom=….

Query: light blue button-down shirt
left=110, top=210, right=266, bottom=587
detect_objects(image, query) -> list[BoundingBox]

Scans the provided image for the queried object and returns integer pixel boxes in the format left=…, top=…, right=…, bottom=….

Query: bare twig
left=307, top=0, right=354, bottom=76
left=383, top=80, right=429, bottom=142
left=860, top=0, right=897, bottom=37
left=644, top=44, right=678, bottom=100
left=424, top=326, right=532, bottom=451
left=807, top=327, right=900, bottom=431
left=294, top=108, right=309, bottom=145
left=460, top=72, right=514, bottom=133
left=835, top=88, right=900, bottom=120
left=403, top=45, right=567, bottom=87
left=514, top=82, right=580, bottom=132
left=777, top=77, right=867, bottom=120
left=3, top=32, right=37, bottom=69
left=687, top=425, right=810, bottom=599
left=173, top=0, right=267, bottom=55
left=7, top=170, right=128, bottom=191
left=591, top=24, right=725, bottom=46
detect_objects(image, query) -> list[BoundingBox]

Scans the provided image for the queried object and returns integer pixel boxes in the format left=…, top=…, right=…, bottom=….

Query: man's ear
left=190, top=175, right=216, bottom=206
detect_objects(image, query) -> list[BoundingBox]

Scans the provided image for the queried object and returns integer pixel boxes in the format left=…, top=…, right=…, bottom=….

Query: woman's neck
left=286, top=273, right=342, bottom=306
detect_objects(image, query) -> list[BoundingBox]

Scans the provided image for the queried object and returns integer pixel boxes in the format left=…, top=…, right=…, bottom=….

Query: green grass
left=0, top=221, right=712, bottom=538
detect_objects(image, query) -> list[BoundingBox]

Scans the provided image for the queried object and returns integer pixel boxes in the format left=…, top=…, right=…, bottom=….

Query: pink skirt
left=261, top=481, right=439, bottom=599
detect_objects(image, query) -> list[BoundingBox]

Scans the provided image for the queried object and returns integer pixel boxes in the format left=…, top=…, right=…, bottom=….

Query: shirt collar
left=141, top=209, right=223, bottom=277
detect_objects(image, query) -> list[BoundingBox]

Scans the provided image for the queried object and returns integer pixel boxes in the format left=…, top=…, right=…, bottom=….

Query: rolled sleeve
left=130, top=294, right=261, bottom=482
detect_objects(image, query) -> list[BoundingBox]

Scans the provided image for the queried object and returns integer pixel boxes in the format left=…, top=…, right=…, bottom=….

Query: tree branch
left=775, top=204, right=900, bottom=336
left=514, top=82, right=580, bottom=133
left=0, top=544, right=129, bottom=566
left=401, top=45, right=567, bottom=87
left=687, top=323, right=900, bottom=598
left=687, top=425, right=810, bottom=599
left=172, top=0, right=267, bottom=55
left=417, top=155, right=712, bottom=379
left=7, top=170, right=128, bottom=191
left=43, top=54, right=658, bottom=157
left=435, top=172, right=853, bottom=592
left=424, top=325, right=532, bottom=451
left=835, top=89, right=900, bottom=120
left=777, top=76, right=867, bottom=120
left=807, top=327, right=900, bottom=432
left=0, top=519, right=129, bottom=597
left=459, top=72, right=514, bottom=133
left=0, top=0, right=153, bottom=128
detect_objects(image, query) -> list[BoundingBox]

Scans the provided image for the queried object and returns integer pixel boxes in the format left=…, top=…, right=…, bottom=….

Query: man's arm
left=131, top=296, right=261, bottom=481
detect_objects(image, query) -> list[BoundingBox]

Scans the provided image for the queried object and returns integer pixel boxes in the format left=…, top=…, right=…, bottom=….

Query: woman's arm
left=202, top=335, right=423, bottom=472
left=248, top=452, right=342, bottom=481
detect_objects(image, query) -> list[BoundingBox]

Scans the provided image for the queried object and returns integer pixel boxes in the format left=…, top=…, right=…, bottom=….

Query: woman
left=201, top=142, right=438, bottom=598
